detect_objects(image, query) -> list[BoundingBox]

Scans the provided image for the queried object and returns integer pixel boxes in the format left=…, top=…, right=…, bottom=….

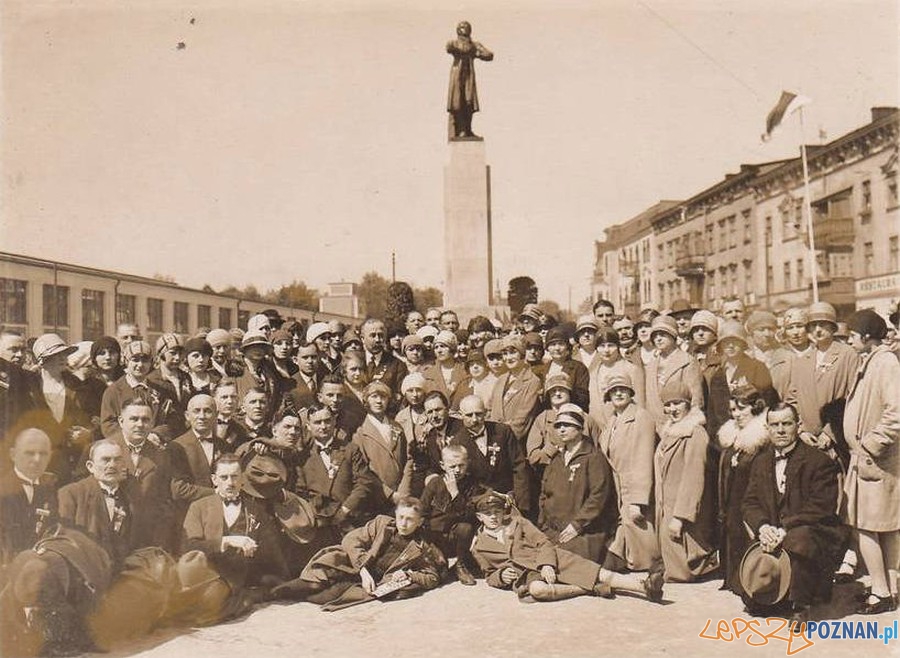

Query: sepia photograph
left=1, top=1, right=898, bottom=656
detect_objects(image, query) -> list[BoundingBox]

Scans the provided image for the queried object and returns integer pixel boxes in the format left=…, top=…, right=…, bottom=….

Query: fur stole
left=657, top=407, right=706, bottom=444
left=717, top=412, right=768, bottom=454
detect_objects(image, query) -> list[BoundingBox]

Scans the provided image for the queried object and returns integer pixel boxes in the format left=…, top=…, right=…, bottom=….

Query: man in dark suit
left=235, top=387, right=272, bottom=441
left=283, top=343, right=319, bottom=414
left=0, top=331, right=35, bottom=437
left=453, top=395, right=531, bottom=517
left=294, top=403, right=378, bottom=538
left=169, top=394, right=225, bottom=522
left=109, top=399, right=177, bottom=552
left=212, top=378, right=251, bottom=452
left=57, top=440, right=140, bottom=566
left=182, top=453, right=287, bottom=601
left=361, top=319, right=408, bottom=408
left=406, top=390, right=461, bottom=495
left=0, top=428, right=57, bottom=566
left=742, top=402, right=848, bottom=631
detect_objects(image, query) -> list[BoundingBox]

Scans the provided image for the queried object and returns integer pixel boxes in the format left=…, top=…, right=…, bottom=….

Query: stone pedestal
left=444, top=139, right=493, bottom=309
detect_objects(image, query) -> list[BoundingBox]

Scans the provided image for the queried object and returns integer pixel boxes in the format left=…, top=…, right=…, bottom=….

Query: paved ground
left=101, top=577, right=898, bottom=658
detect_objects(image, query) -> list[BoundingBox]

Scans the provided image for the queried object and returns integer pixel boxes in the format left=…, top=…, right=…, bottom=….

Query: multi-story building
left=593, top=107, right=899, bottom=319
left=592, top=201, right=679, bottom=317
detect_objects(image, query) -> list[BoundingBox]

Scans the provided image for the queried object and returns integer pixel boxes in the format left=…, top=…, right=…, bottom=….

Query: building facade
left=592, top=107, right=899, bottom=319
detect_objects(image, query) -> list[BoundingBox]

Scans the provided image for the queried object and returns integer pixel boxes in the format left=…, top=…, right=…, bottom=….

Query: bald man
left=169, top=394, right=225, bottom=518
left=1, top=428, right=57, bottom=565
left=452, top=395, right=531, bottom=517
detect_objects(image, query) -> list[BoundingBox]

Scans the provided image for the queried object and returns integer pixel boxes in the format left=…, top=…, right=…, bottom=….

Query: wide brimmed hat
left=544, top=372, right=572, bottom=394
left=32, top=333, right=78, bottom=363
left=717, top=320, right=749, bottom=347
left=306, top=322, right=331, bottom=344
left=553, top=403, right=585, bottom=429
left=689, top=310, right=719, bottom=334
left=241, top=453, right=288, bottom=500
left=241, top=331, right=273, bottom=352
left=274, top=491, right=318, bottom=545
left=739, top=542, right=791, bottom=606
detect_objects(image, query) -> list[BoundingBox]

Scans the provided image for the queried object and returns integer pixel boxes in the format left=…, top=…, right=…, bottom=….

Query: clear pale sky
left=2, top=0, right=897, bottom=309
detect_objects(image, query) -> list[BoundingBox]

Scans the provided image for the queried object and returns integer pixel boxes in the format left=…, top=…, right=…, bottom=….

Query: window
left=830, top=252, right=853, bottom=278
left=783, top=262, right=792, bottom=290
left=147, top=298, right=164, bottom=332
left=728, top=215, right=737, bottom=249
left=730, top=265, right=738, bottom=296
left=743, top=261, right=753, bottom=293
left=116, top=294, right=136, bottom=325
left=863, top=242, right=874, bottom=277
left=764, top=216, right=773, bottom=246
left=218, top=307, right=232, bottom=329
left=42, top=285, right=69, bottom=333
left=197, top=305, right=212, bottom=329
left=707, top=271, right=716, bottom=301
left=890, top=236, right=899, bottom=271
left=0, top=279, right=27, bottom=330
left=888, top=176, right=898, bottom=208
left=742, top=210, right=752, bottom=244
left=706, top=224, right=714, bottom=254
left=796, top=258, right=804, bottom=287
left=81, top=290, right=105, bottom=340
left=173, top=302, right=189, bottom=334
left=861, top=180, right=872, bottom=213
left=766, top=265, right=774, bottom=293
left=717, top=219, right=726, bottom=252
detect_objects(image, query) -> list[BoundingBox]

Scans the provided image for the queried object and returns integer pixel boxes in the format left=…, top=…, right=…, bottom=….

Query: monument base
left=444, top=139, right=493, bottom=310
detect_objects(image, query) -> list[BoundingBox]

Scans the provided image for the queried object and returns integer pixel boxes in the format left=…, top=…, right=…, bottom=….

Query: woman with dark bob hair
left=717, top=384, right=769, bottom=595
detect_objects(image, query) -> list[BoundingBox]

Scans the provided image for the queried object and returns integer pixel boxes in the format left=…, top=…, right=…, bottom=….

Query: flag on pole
left=761, top=91, right=812, bottom=142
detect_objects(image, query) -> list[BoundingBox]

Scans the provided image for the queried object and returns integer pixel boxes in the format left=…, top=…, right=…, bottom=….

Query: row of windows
left=0, top=280, right=235, bottom=339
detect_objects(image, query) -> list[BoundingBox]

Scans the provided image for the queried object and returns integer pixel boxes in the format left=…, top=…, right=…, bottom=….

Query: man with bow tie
left=170, top=394, right=226, bottom=525
left=742, top=403, right=848, bottom=630
left=295, top=403, right=378, bottom=539
left=453, top=395, right=531, bottom=518
left=236, top=387, right=273, bottom=441
left=212, top=378, right=251, bottom=451
left=182, top=453, right=288, bottom=607
left=0, top=428, right=58, bottom=566
left=57, top=440, right=138, bottom=565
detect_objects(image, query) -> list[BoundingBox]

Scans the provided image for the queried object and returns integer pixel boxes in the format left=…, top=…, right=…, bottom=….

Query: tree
left=152, top=273, right=177, bottom=284
left=266, top=280, right=319, bottom=311
left=386, top=282, right=414, bottom=326
left=413, top=287, right=443, bottom=312
left=357, top=271, right=390, bottom=319
left=507, top=276, right=538, bottom=315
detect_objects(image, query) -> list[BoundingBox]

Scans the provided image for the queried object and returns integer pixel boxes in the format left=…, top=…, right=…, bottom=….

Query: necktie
left=19, top=478, right=35, bottom=504
left=223, top=499, right=240, bottom=507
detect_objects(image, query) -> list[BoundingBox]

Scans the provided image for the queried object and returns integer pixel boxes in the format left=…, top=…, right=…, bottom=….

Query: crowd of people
left=0, top=297, right=898, bottom=656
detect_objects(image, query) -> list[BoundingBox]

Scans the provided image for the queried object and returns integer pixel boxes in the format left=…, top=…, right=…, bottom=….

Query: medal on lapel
left=567, top=462, right=582, bottom=482
left=487, top=444, right=500, bottom=467
left=112, top=506, right=127, bottom=533
left=34, top=506, right=50, bottom=536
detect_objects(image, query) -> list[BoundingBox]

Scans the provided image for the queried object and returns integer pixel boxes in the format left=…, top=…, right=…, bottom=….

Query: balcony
left=813, top=216, right=854, bottom=249
left=675, top=253, right=706, bottom=278
left=619, top=260, right=639, bottom=277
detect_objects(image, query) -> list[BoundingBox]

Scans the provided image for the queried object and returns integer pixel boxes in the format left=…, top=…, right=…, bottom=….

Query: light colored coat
left=488, top=367, right=542, bottom=441
left=588, top=358, right=645, bottom=431
left=786, top=341, right=859, bottom=440
left=352, top=415, right=410, bottom=502
left=843, top=344, right=900, bottom=531
left=644, top=349, right=704, bottom=425
left=598, top=402, right=659, bottom=570
left=654, top=408, right=717, bottom=582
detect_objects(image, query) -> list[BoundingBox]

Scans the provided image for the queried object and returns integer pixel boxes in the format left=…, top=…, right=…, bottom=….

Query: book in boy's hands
left=373, top=572, right=411, bottom=597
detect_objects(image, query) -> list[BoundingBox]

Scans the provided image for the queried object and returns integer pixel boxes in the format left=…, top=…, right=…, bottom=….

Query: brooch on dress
left=567, top=462, right=583, bottom=482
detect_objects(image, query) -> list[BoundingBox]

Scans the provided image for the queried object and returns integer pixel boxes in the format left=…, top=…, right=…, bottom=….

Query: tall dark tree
left=413, top=286, right=444, bottom=312
left=386, top=282, right=415, bottom=327
left=507, top=276, right=538, bottom=315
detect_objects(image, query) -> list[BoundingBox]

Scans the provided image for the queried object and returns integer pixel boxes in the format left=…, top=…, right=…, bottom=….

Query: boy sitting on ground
left=420, top=445, right=483, bottom=586
left=271, top=497, right=446, bottom=611
left=470, top=490, right=663, bottom=603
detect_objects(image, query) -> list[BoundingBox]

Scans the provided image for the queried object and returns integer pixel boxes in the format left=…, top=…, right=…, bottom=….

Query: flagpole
left=798, top=107, right=819, bottom=303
